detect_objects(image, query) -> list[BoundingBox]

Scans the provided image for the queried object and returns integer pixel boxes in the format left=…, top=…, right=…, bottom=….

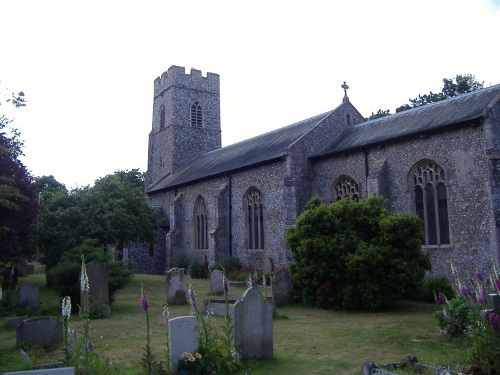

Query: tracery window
left=159, top=104, right=165, bottom=130
left=194, top=196, right=208, bottom=250
left=412, top=160, right=450, bottom=246
left=190, top=101, right=202, bottom=127
left=245, top=187, right=264, bottom=250
left=333, top=175, right=360, bottom=201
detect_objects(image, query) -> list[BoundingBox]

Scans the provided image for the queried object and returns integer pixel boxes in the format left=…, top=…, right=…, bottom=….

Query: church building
left=126, top=65, right=500, bottom=278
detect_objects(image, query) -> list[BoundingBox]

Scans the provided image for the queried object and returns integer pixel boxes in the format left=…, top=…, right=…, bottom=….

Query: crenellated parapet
left=154, top=65, right=220, bottom=98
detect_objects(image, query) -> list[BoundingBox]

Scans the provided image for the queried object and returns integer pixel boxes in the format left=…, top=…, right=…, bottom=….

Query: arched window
left=159, top=104, right=165, bottom=130
left=194, top=196, right=208, bottom=250
left=190, top=101, right=202, bottom=127
left=245, top=187, right=264, bottom=250
left=412, top=160, right=450, bottom=246
left=332, top=175, right=360, bottom=201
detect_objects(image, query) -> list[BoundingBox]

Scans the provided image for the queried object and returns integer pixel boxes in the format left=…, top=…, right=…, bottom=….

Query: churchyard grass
left=1, top=269, right=466, bottom=374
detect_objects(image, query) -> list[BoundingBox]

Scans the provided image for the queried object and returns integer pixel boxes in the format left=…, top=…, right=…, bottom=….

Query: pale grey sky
left=1, top=0, right=499, bottom=188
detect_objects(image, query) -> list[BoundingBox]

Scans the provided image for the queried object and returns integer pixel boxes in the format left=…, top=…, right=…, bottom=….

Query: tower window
left=245, top=187, right=264, bottom=250
left=160, top=104, right=166, bottom=130
left=333, top=175, right=360, bottom=201
left=190, top=101, right=202, bottom=127
left=194, top=195, right=208, bottom=250
left=412, top=160, right=450, bottom=246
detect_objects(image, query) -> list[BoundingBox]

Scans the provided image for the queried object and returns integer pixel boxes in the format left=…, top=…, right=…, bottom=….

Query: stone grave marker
left=17, top=283, right=39, bottom=311
left=16, top=317, right=63, bottom=347
left=81, top=261, right=111, bottom=317
left=168, top=316, right=198, bottom=371
left=233, top=287, right=273, bottom=358
left=210, top=269, right=224, bottom=294
left=271, top=268, right=293, bottom=306
left=3, top=368, right=75, bottom=375
left=165, top=268, right=187, bottom=305
left=8, top=315, right=28, bottom=327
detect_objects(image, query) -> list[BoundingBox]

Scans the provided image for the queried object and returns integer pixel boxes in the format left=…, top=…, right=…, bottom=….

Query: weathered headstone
left=203, top=298, right=238, bottom=318
left=233, top=287, right=273, bottom=358
left=210, top=269, right=224, bottom=294
left=271, top=268, right=293, bottom=306
left=17, top=283, right=39, bottom=311
left=81, top=261, right=111, bottom=317
left=3, top=368, right=75, bottom=375
left=16, top=317, right=63, bottom=347
left=165, top=268, right=187, bottom=305
left=8, top=315, right=28, bottom=327
left=488, top=293, right=500, bottom=313
left=168, top=316, right=198, bottom=371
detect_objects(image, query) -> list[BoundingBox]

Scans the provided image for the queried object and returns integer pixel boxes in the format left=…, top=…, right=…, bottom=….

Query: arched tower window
left=159, top=104, right=166, bottom=130
left=411, top=160, right=450, bottom=246
left=332, top=175, right=360, bottom=201
left=190, top=101, right=202, bottom=127
left=245, top=187, right=264, bottom=250
left=194, top=196, right=208, bottom=250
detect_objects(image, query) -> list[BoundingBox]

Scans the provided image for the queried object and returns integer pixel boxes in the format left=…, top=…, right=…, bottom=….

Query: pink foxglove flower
left=141, top=284, right=149, bottom=312
left=223, top=275, right=229, bottom=294
left=188, top=284, right=198, bottom=313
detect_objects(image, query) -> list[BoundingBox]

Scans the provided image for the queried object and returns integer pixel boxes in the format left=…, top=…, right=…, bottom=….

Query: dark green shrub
left=287, top=195, right=431, bottom=311
left=188, top=257, right=208, bottom=279
left=172, top=252, right=190, bottom=270
left=213, top=257, right=244, bottom=280
left=422, top=275, right=454, bottom=303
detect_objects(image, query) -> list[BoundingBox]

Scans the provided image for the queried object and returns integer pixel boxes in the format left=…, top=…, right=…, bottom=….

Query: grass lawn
left=0, top=267, right=467, bottom=374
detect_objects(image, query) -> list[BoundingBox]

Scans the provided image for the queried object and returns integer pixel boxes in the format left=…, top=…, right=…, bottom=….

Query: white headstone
left=165, top=268, right=187, bottom=305
left=168, top=316, right=198, bottom=370
left=210, top=270, right=224, bottom=294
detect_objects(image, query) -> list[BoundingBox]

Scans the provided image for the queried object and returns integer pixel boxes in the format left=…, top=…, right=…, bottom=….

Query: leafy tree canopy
left=367, top=74, right=484, bottom=120
left=286, top=195, right=431, bottom=311
left=0, top=84, right=37, bottom=264
left=34, top=170, right=159, bottom=269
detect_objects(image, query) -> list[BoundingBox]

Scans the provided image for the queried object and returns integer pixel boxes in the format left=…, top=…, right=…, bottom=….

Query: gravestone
left=210, top=269, right=224, bottom=294
left=233, top=287, right=273, bottom=358
left=488, top=293, right=500, bottom=313
left=3, top=368, right=75, bottom=375
left=271, top=268, right=293, bottom=306
left=81, top=261, right=111, bottom=318
left=8, top=316, right=28, bottom=327
left=16, top=317, right=63, bottom=347
left=17, top=283, right=39, bottom=311
left=168, top=316, right=198, bottom=371
left=165, top=268, right=187, bottom=305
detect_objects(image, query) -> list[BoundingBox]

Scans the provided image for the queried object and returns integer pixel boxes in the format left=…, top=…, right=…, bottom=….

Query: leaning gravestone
left=17, top=283, right=39, bottom=311
left=81, top=261, right=111, bottom=318
left=16, top=317, right=63, bottom=347
left=233, top=287, right=273, bottom=358
left=210, top=269, right=224, bottom=294
left=168, top=316, right=198, bottom=371
left=271, top=268, right=293, bottom=306
left=3, top=368, right=75, bottom=375
left=165, top=268, right=187, bottom=305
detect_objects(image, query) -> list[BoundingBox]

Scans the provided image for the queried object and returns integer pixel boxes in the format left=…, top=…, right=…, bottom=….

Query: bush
left=172, top=253, right=209, bottom=279
left=287, top=195, right=431, bottom=311
left=433, top=296, right=474, bottom=337
left=422, top=275, right=454, bottom=303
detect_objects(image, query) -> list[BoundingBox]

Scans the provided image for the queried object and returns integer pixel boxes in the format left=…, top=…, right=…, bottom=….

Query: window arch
left=194, top=196, right=208, bottom=250
left=332, top=175, right=360, bottom=201
left=411, top=160, right=450, bottom=246
left=245, top=187, right=264, bottom=250
left=159, top=104, right=165, bottom=130
left=190, top=101, right=202, bottom=127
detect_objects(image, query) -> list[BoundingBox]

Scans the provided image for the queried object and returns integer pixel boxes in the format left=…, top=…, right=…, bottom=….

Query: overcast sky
left=1, top=0, right=499, bottom=189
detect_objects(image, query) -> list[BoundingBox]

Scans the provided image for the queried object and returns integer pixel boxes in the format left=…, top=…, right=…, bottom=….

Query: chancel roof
left=146, top=110, right=334, bottom=193
left=312, top=84, right=500, bottom=159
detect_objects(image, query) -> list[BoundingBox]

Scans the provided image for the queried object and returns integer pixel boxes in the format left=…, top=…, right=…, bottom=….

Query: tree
left=286, top=195, right=431, bottom=311
left=368, top=74, right=484, bottom=118
left=34, top=170, right=159, bottom=269
left=0, top=85, right=38, bottom=263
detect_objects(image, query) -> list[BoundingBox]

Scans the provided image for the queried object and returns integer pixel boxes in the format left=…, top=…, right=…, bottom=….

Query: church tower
left=146, top=65, right=221, bottom=187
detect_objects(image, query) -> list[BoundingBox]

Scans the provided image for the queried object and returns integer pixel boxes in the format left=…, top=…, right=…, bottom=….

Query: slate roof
left=146, top=109, right=336, bottom=193
left=312, top=84, right=500, bottom=159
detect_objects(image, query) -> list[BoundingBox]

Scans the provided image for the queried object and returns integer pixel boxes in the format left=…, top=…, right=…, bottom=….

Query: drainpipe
left=362, top=148, right=369, bottom=192
left=227, top=174, right=233, bottom=257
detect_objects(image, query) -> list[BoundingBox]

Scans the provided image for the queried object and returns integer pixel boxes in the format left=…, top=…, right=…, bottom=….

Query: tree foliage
left=286, top=196, right=431, bottom=311
left=0, top=84, right=38, bottom=263
left=34, top=170, right=159, bottom=269
left=367, top=74, right=484, bottom=119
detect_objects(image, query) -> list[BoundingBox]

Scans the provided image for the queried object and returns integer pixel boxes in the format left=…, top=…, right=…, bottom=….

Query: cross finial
left=341, top=81, right=349, bottom=102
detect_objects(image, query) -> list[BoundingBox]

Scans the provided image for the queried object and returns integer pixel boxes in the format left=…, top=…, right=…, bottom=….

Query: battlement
left=154, top=65, right=220, bottom=97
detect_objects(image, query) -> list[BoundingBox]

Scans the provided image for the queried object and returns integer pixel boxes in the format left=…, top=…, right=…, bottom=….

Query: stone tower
left=146, top=65, right=221, bottom=187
